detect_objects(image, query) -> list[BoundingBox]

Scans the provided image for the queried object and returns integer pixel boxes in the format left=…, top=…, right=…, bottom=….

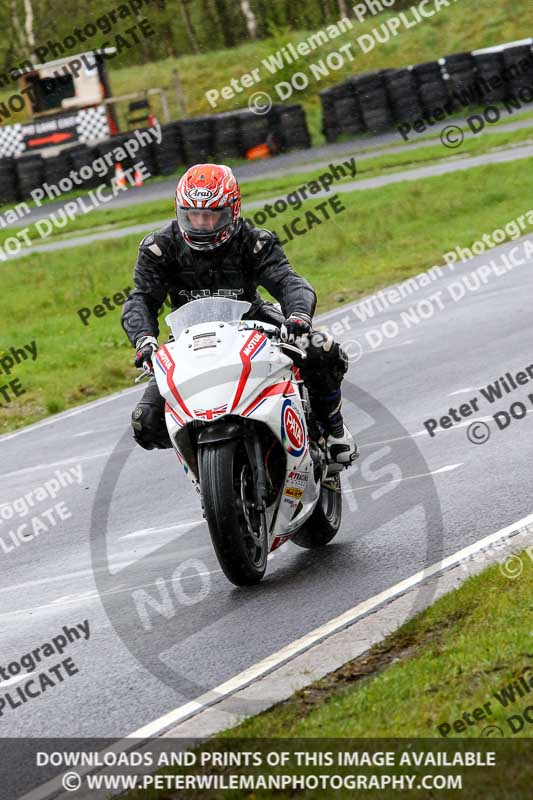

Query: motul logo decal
left=159, top=349, right=173, bottom=370
left=242, top=332, right=264, bottom=358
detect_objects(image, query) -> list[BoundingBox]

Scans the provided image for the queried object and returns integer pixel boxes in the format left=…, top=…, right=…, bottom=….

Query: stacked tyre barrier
left=442, top=52, right=478, bottom=105
left=16, top=155, right=45, bottom=201
left=320, top=41, right=533, bottom=142
left=155, top=121, right=185, bottom=174
left=383, top=68, right=424, bottom=125
left=473, top=52, right=508, bottom=102
left=0, top=158, right=19, bottom=204
left=69, top=144, right=101, bottom=188
left=503, top=44, right=533, bottom=93
left=0, top=102, right=311, bottom=205
left=412, top=60, right=449, bottom=114
left=355, top=71, right=393, bottom=132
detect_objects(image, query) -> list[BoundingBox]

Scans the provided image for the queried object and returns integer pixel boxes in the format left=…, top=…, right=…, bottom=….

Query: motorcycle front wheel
left=199, top=438, right=268, bottom=586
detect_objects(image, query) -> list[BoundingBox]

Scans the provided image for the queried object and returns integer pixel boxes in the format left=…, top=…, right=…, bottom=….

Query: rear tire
left=199, top=439, right=268, bottom=586
left=291, top=473, right=342, bottom=549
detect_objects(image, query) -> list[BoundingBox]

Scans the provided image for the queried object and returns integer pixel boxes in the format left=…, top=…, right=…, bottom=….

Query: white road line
left=0, top=448, right=118, bottom=479
left=127, top=510, right=533, bottom=740
left=18, top=511, right=533, bottom=800
left=366, top=410, right=506, bottom=447
left=1, top=299, right=359, bottom=445
left=359, top=430, right=428, bottom=448
left=343, top=463, right=462, bottom=494
left=119, top=520, right=204, bottom=540
left=0, top=672, right=35, bottom=689
left=72, top=424, right=130, bottom=438
left=361, top=338, right=416, bottom=354
left=0, top=535, right=207, bottom=594
left=449, top=388, right=480, bottom=396
left=0, top=568, right=223, bottom=620
left=0, top=385, right=143, bottom=443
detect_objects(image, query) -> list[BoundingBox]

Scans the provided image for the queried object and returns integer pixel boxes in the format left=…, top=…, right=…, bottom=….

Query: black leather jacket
left=121, top=218, right=317, bottom=346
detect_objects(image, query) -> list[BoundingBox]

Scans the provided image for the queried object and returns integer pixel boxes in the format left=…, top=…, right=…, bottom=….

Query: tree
left=214, top=0, right=236, bottom=48
left=240, top=0, right=257, bottom=39
left=9, top=0, right=29, bottom=58
left=179, top=0, right=200, bottom=54
left=23, top=0, right=35, bottom=50
left=338, top=0, right=349, bottom=18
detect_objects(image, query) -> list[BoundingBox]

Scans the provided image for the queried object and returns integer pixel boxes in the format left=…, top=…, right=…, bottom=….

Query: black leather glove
left=134, top=335, right=158, bottom=372
left=280, top=313, right=312, bottom=344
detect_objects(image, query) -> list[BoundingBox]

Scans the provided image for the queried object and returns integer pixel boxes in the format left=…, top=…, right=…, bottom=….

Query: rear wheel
left=291, top=473, right=342, bottom=549
left=199, top=439, right=268, bottom=586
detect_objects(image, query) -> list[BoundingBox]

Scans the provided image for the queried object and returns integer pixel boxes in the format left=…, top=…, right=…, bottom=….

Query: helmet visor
left=177, top=207, right=233, bottom=237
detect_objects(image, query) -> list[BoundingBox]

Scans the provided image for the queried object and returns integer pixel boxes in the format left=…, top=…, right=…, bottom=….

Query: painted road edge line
left=20, top=510, right=533, bottom=800
left=130, top=510, right=533, bottom=739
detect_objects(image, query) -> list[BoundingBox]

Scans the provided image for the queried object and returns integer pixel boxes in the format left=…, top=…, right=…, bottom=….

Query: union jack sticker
left=193, top=405, right=228, bottom=420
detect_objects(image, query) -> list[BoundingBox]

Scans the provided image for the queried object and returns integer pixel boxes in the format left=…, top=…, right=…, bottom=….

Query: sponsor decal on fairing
left=281, top=398, right=306, bottom=457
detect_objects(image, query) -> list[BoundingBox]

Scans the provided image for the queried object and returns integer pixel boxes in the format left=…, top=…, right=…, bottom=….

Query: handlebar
left=135, top=323, right=308, bottom=384
left=240, top=323, right=308, bottom=360
left=135, top=364, right=153, bottom=383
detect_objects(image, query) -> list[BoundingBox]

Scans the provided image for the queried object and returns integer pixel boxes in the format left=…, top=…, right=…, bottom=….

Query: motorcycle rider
left=121, top=163, right=357, bottom=470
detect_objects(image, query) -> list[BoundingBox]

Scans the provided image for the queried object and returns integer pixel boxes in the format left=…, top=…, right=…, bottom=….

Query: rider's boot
left=311, top=390, right=358, bottom=471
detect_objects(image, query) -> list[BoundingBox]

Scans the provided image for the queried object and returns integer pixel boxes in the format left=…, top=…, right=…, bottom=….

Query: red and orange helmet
left=175, top=164, right=241, bottom=251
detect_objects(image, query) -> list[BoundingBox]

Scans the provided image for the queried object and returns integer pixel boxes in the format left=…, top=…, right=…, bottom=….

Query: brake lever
left=275, top=341, right=308, bottom=360
left=134, top=364, right=153, bottom=383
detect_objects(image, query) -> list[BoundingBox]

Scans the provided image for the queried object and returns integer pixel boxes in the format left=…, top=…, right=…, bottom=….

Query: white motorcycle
left=152, top=297, right=342, bottom=586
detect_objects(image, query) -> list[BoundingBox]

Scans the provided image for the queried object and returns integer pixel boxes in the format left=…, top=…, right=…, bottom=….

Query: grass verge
left=117, top=550, right=533, bottom=800
left=0, top=0, right=529, bottom=146
left=1, top=157, right=532, bottom=434
left=220, top=551, right=533, bottom=740
left=1, top=123, right=532, bottom=249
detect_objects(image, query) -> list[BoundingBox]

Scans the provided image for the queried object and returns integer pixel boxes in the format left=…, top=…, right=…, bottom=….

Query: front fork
left=245, top=433, right=267, bottom=515
left=300, top=383, right=328, bottom=483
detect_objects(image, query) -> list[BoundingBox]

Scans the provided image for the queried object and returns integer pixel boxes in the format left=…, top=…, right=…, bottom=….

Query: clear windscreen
left=165, top=297, right=252, bottom=339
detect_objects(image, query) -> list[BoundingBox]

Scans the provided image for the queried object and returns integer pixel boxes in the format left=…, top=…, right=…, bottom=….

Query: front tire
left=291, top=473, right=342, bottom=549
left=199, top=439, right=268, bottom=586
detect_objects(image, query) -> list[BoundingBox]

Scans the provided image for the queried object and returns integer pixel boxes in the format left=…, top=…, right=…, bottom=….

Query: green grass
left=221, top=553, right=533, bottom=740
left=117, top=551, right=533, bottom=800
left=1, top=155, right=533, bottom=434
left=0, top=0, right=529, bottom=145
left=1, top=122, right=532, bottom=249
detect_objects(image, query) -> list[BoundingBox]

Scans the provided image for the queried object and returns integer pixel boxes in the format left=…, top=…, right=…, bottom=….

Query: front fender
left=196, top=419, right=248, bottom=445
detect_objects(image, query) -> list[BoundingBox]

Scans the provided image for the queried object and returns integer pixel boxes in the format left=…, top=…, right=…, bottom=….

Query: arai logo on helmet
left=187, top=187, right=214, bottom=201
